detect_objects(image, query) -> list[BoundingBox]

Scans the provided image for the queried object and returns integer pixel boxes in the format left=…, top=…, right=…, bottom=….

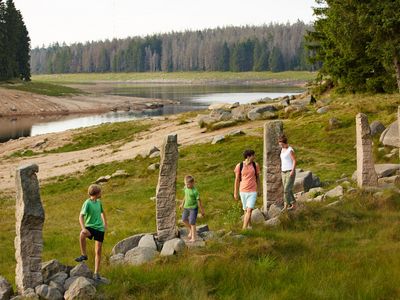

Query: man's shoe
left=74, top=255, right=88, bottom=262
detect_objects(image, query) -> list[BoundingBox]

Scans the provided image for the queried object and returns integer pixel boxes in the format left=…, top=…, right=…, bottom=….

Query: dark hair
left=278, top=135, right=288, bottom=144
left=88, top=184, right=101, bottom=196
left=243, top=149, right=255, bottom=159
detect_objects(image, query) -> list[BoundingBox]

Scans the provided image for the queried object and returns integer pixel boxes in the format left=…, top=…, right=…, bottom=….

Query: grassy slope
left=1, top=81, right=83, bottom=96
left=32, top=71, right=317, bottom=83
left=0, top=92, right=400, bottom=299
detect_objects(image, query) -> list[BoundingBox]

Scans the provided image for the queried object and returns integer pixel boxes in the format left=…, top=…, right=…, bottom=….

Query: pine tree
left=15, top=9, right=30, bottom=80
left=0, top=0, right=8, bottom=80
left=4, top=0, right=18, bottom=78
left=269, top=47, right=285, bottom=72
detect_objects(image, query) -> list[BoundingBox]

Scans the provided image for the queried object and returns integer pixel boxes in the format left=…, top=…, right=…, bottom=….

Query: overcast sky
left=14, top=0, right=317, bottom=48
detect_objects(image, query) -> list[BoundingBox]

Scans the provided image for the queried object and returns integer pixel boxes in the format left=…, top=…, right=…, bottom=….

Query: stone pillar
left=15, top=164, right=45, bottom=292
left=156, top=134, right=178, bottom=242
left=398, top=106, right=400, bottom=160
left=356, top=113, right=378, bottom=187
left=263, top=121, right=284, bottom=213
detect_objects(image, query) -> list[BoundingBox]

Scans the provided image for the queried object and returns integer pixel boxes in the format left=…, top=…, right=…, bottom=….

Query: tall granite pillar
left=263, top=121, right=284, bottom=213
left=356, top=113, right=378, bottom=187
left=15, top=164, right=45, bottom=292
left=156, top=134, right=178, bottom=242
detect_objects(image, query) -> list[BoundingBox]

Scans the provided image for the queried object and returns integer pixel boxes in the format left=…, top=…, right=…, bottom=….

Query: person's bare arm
left=234, top=175, right=240, bottom=200
left=101, top=212, right=107, bottom=231
left=198, top=199, right=205, bottom=217
left=79, top=214, right=89, bottom=234
left=290, top=151, right=297, bottom=177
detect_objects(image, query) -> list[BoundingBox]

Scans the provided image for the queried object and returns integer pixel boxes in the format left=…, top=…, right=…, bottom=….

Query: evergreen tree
left=15, top=9, right=30, bottom=80
left=4, top=0, right=18, bottom=78
left=253, top=39, right=269, bottom=71
left=0, top=0, right=8, bottom=80
left=218, top=42, right=230, bottom=71
left=269, top=47, right=285, bottom=72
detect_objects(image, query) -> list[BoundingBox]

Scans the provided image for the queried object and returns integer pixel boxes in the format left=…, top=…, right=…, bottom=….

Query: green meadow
left=0, top=92, right=400, bottom=299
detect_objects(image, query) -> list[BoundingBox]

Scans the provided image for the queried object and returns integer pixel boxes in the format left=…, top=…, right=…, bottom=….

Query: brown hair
left=88, top=184, right=102, bottom=196
left=278, top=135, right=288, bottom=144
left=243, top=149, right=255, bottom=159
left=184, top=175, right=194, bottom=184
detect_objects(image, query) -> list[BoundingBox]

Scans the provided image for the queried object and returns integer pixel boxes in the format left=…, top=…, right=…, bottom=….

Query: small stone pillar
left=356, top=113, right=378, bottom=187
left=263, top=121, right=284, bottom=213
left=156, top=134, right=178, bottom=242
left=15, top=164, right=45, bottom=292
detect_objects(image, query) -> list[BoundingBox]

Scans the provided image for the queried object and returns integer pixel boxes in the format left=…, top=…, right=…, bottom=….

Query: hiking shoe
left=74, top=255, right=88, bottom=262
left=93, top=273, right=101, bottom=281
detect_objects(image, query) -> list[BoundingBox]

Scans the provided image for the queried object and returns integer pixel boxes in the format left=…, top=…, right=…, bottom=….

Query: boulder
left=380, top=121, right=399, bottom=147
left=325, top=186, right=344, bottom=198
left=35, top=284, right=63, bottom=300
left=199, top=231, right=217, bottom=241
left=147, top=163, right=160, bottom=171
left=111, top=170, right=129, bottom=178
left=64, top=277, right=96, bottom=300
left=250, top=208, right=265, bottom=224
left=378, top=175, right=400, bottom=186
left=148, top=146, right=160, bottom=156
left=196, top=224, right=209, bottom=234
left=247, top=105, right=278, bottom=121
left=280, top=98, right=290, bottom=107
left=46, top=272, right=68, bottom=287
left=267, top=204, right=282, bottom=219
left=149, top=151, right=160, bottom=158
left=124, top=247, right=158, bottom=266
left=293, top=170, right=315, bottom=193
left=208, top=103, right=230, bottom=110
left=69, top=263, right=92, bottom=279
left=41, top=260, right=67, bottom=283
left=370, top=121, right=386, bottom=137
left=228, top=129, right=244, bottom=136
left=198, top=115, right=218, bottom=127
left=211, top=135, right=225, bottom=144
left=229, top=102, right=240, bottom=109
left=328, top=118, right=340, bottom=130
left=111, top=233, right=145, bottom=255
left=311, top=195, right=326, bottom=202
left=160, top=238, right=186, bottom=257
left=0, top=276, right=13, bottom=300
left=95, top=175, right=111, bottom=184
left=49, top=281, right=64, bottom=294
left=210, top=120, right=237, bottom=131
left=209, top=109, right=232, bottom=122
left=231, top=105, right=251, bottom=121
left=138, top=234, right=157, bottom=250
left=109, top=253, right=125, bottom=266
left=264, top=217, right=281, bottom=227
left=375, top=164, right=400, bottom=178
left=317, top=106, right=329, bottom=114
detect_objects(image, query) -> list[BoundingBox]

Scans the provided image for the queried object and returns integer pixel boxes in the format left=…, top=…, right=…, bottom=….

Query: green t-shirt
left=80, top=199, right=104, bottom=232
left=184, top=187, right=200, bottom=209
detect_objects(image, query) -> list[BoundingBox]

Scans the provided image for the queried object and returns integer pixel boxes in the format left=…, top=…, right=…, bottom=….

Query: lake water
left=0, top=85, right=303, bottom=142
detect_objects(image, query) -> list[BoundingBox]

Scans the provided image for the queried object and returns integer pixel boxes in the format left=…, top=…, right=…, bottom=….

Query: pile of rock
left=94, top=169, right=129, bottom=184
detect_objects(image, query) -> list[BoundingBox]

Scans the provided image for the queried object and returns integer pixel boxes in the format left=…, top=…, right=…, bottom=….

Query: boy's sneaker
left=74, top=255, right=88, bottom=262
left=93, top=273, right=101, bottom=281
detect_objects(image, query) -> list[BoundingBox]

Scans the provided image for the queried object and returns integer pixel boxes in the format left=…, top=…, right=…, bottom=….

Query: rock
left=111, top=233, right=145, bottom=255
left=95, top=175, right=111, bottom=184
left=280, top=98, right=290, bottom=107
left=375, top=164, right=400, bottom=178
left=208, top=103, right=230, bottom=110
left=46, top=272, right=68, bottom=287
left=293, top=170, right=315, bottom=193
left=325, top=186, right=344, bottom=198
left=197, top=115, right=218, bottom=127
left=199, top=231, right=217, bottom=241
left=247, top=105, right=277, bottom=121
left=64, top=277, right=96, bottom=300
left=378, top=175, right=400, bottom=186
left=264, top=217, right=281, bottom=227
left=111, top=170, right=129, bottom=178
left=231, top=105, right=251, bottom=121
left=124, top=247, right=158, bottom=266
left=0, top=276, right=13, bottom=300
left=210, top=120, right=237, bottom=131
left=147, top=163, right=160, bottom=171
left=390, top=148, right=399, bottom=155
left=228, top=129, right=244, bottom=136
left=229, top=102, right=240, bottom=109
left=370, top=121, right=386, bottom=137
left=347, top=187, right=357, bottom=194
left=211, top=135, right=225, bottom=144
left=41, top=260, right=67, bottom=284
left=308, top=187, right=324, bottom=195
left=35, top=284, right=63, bottom=300
left=250, top=208, right=265, bottom=224
left=317, top=106, right=329, bottom=114
left=109, top=253, right=125, bottom=265
left=138, top=234, right=157, bottom=250
left=284, top=105, right=307, bottom=115
left=160, top=238, right=186, bottom=256
left=149, top=151, right=160, bottom=158
left=311, top=195, right=326, bottom=202
left=49, top=281, right=64, bottom=294
left=380, top=121, right=399, bottom=147
left=267, top=204, right=282, bottom=219
left=210, top=110, right=232, bottom=122
left=328, top=118, right=340, bottom=130
left=196, top=224, right=209, bottom=234
left=69, top=263, right=93, bottom=279
left=32, top=139, right=47, bottom=148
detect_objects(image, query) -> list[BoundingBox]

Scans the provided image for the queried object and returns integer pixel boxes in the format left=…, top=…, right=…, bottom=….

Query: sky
left=14, top=0, right=317, bottom=48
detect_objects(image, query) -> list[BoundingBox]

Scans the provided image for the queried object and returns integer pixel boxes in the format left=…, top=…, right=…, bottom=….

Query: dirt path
left=0, top=116, right=264, bottom=192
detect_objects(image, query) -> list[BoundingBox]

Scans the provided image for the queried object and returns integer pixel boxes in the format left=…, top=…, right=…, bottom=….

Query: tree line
left=0, top=0, right=30, bottom=81
left=31, top=21, right=317, bottom=74
left=307, top=0, right=400, bottom=93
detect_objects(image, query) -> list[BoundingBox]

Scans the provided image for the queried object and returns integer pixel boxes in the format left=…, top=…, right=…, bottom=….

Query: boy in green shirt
left=75, top=184, right=108, bottom=281
left=179, top=175, right=205, bottom=242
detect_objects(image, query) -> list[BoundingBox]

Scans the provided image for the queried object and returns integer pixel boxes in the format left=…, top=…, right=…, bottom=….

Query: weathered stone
left=293, top=170, right=315, bottom=193
left=380, top=121, right=399, bottom=147
left=208, top=103, right=230, bottom=110
left=267, top=203, right=282, bottom=219
left=229, top=102, right=240, bottom=109
left=124, top=247, right=158, bottom=266
left=197, top=115, right=218, bottom=127
left=69, top=263, right=92, bottom=279
left=148, top=146, right=160, bottom=156
left=196, top=224, right=209, bottom=234
left=328, top=118, right=340, bottom=130
left=356, top=113, right=378, bottom=187
left=41, top=260, right=66, bottom=283
left=378, top=175, right=400, bottom=186
left=138, top=234, right=157, bottom=250
left=250, top=208, right=265, bottom=224
left=199, top=231, right=217, bottom=241
left=231, top=105, right=251, bottom=121
left=35, top=284, right=63, bottom=300
left=317, top=106, right=329, bottom=114
left=111, top=233, right=145, bottom=255
left=325, top=186, right=344, bottom=198
left=156, top=135, right=178, bottom=242
left=263, top=121, right=284, bottom=213
left=95, top=175, right=111, bottom=184
left=46, top=272, right=68, bottom=287
left=49, top=281, right=64, bottom=294
left=210, top=120, right=237, bottom=131
left=160, top=238, right=186, bottom=256
left=370, top=121, right=386, bottom=137
left=15, top=164, right=45, bottom=293
left=0, top=276, right=13, bottom=300
left=247, top=105, right=277, bottom=121
left=264, top=217, right=281, bottom=227
left=148, top=163, right=160, bottom=171
left=310, top=195, right=326, bottom=202
left=375, top=164, right=400, bottom=178
left=211, top=135, right=225, bottom=144
left=109, top=253, right=125, bottom=265
left=64, top=277, right=96, bottom=300
left=111, top=169, right=129, bottom=178
left=228, top=129, right=245, bottom=136
left=149, top=151, right=161, bottom=158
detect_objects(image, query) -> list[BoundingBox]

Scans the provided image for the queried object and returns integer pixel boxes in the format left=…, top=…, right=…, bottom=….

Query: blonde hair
left=88, top=184, right=102, bottom=196
left=184, top=175, right=194, bottom=184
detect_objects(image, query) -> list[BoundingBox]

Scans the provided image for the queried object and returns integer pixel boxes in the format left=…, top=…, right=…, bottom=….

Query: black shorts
left=86, top=227, right=105, bottom=243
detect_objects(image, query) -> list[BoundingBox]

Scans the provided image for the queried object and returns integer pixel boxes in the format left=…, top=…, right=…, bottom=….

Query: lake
left=0, top=85, right=303, bottom=142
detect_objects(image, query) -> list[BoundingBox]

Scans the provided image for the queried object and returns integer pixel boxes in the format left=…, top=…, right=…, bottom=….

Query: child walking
left=75, top=184, right=107, bottom=281
left=179, top=175, right=205, bottom=242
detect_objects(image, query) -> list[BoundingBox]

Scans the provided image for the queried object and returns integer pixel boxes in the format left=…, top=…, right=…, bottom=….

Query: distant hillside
left=31, top=22, right=317, bottom=74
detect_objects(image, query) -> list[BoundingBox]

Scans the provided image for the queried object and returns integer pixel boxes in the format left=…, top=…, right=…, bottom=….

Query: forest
left=30, top=21, right=317, bottom=74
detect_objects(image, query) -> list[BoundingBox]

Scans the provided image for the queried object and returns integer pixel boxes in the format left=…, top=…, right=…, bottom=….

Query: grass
left=1, top=91, right=400, bottom=298
left=1, top=81, right=83, bottom=96
left=32, top=71, right=317, bottom=84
